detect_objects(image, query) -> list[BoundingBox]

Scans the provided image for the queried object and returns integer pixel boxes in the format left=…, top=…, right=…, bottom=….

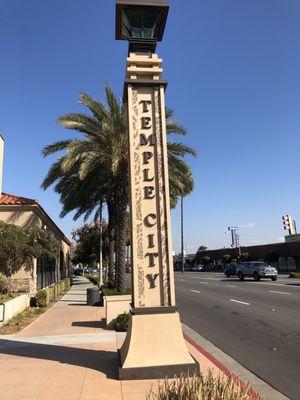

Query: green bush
left=87, top=275, right=99, bottom=286
left=146, top=372, right=262, bottom=400
left=36, top=289, right=50, bottom=307
left=33, top=277, right=71, bottom=308
left=114, top=312, right=129, bottom=332
left=289, top=272, right=300, bottom=278
left=101, top=286, right=131, bottom=296
left=0, top=273, right=15, bottom=295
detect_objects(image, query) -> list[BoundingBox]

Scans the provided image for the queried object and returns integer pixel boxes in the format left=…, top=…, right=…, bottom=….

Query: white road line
left=179, top=279, right=186, bottom=282
left=198, top=282, right=208, bottom=285
left=226, top=285, right=236, bottom=288
left=269, top=290, right=291, bottom=295
left=230, top=299, right=250, bottom=306
left=190, top=289, right=201, bottom=294
left=253, top=281, right=300, bottom=289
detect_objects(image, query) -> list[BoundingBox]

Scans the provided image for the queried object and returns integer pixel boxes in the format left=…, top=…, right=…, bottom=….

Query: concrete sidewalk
left=0, top=276, right=289, bottom=400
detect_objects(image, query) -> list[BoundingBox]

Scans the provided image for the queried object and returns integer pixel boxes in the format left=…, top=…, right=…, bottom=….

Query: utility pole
left=99, top=200, right=103, bottom=287
left=181, top=196, right=185, bottom=273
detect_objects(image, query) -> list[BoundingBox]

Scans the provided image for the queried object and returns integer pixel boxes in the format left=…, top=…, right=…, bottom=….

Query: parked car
left=224, top=264, right=239, bottom=277
left=236, top=262, right=278, bottom=281
left=73, top=268, right=83, bottom=276
left=191, top=265, right=205, bottom=272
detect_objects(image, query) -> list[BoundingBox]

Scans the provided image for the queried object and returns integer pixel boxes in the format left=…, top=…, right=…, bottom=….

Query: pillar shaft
left=126, top=52, right=175, bottom=309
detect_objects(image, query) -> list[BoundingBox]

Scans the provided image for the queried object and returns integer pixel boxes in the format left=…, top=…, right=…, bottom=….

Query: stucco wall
left=0, top=207, right=71, bottom=292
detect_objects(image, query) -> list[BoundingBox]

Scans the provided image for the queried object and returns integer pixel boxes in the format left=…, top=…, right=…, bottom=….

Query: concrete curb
left=182, top=323, right=290, bottom=400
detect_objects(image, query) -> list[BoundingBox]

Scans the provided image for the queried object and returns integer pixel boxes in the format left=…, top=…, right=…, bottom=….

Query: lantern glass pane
left=143, top=9, right=161, bottom=38
left=122, top=9, right=142, bottom=38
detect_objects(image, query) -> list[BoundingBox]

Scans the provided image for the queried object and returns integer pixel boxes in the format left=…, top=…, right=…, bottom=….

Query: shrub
left=36, top=289, right=50, bottom=307
left=146, top=372, right=262, bottom=400
left=114, top=312, right=129, bottom=332
left=0, top=273, right=14, bottom=294
left=289, top=272, right=300, bottom=279
left=101, top=285, right=131, bottom=296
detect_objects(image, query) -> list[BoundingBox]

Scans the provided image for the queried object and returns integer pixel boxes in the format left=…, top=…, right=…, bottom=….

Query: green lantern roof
left=115, top=0, right=169, bottom=52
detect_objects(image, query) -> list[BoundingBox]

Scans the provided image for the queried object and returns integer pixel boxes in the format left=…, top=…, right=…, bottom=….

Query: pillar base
left=118, top=308, right=199, bottom=380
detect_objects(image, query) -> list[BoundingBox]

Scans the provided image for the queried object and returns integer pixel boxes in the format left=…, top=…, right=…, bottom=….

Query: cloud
left=240, top=222, right=255, bottom=229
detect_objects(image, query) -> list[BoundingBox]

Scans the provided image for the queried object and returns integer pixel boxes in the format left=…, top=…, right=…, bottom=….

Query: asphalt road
left=174, top=272, right=300, bottom=400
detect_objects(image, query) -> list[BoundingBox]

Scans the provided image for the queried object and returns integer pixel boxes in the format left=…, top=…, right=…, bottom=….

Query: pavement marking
left=190, top=289, right=201, bottom=294
left=226, top=285, right=236, bottom=288
left=269, top=290, right=291, bottom=295
left=198, top=281, right=208, bottom=285
left=230, top=299, right=250, bottom=306
left=179, top=279, right=186, bottom=282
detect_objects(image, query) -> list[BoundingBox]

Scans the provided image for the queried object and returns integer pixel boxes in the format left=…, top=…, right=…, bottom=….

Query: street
left=174, top=272, right=300, bottom=400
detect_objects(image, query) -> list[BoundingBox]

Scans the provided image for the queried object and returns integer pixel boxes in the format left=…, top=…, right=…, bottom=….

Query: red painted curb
left=184, top=333, right=259, bottom=399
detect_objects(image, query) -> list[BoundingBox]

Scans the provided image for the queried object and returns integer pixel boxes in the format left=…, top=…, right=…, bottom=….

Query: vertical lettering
left=146, top=274, right=159, bottom=289
left=144, top=186, right=155, bottom=199
left=147, top=234, right=155, bottom=249
left=143, top=169, right=154, bottom=182
left=142, top=152, right=153, bottom=165
left=145, top=252, right=159, bottom=268
left=140, top=100, right=151, bottom=113
left=141, top=117, right=152, bottom=130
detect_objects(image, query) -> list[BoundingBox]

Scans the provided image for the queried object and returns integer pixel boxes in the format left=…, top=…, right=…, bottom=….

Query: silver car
left=236, top=262, right=278, bottom=281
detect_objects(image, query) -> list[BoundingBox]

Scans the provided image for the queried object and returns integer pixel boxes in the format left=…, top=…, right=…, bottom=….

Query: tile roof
left=0, top=192, right=37, bottom=206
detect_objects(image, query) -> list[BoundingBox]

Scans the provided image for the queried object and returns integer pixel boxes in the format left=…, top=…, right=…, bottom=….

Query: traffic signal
left=282, top=215, right=293, bottom=234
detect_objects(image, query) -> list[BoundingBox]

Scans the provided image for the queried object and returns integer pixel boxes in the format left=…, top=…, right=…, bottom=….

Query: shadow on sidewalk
left=72, top=320, right=106, bottom=329
left=0, top=339, right=119, bottom=379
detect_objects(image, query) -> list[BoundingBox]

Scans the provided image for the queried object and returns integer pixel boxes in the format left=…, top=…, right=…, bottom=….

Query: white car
left=236, top=262, right=278, bottom=281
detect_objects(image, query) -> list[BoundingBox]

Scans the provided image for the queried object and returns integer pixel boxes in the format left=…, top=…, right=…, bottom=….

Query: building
left=195, top=242, right=300, bottom=272
left=0, top=135, right=71, bottom=293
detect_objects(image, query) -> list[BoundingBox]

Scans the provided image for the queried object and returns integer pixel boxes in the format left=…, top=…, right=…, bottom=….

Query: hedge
left=35, top=277, right=71, bottom=307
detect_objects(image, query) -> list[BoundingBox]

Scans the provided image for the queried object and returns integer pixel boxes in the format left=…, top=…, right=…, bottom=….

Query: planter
left=0, top=294, right=30, bottom=327
left=104, top=295, right=131, bottom=329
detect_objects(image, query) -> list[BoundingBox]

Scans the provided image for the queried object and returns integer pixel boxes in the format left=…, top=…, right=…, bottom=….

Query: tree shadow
left=72, top=319, right=106, bottom=329
left=0, top=339, right=119, bottom=379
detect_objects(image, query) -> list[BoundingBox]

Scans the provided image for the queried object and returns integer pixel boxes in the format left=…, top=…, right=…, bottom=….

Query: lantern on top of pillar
left=116, top=0, right=169, bottom=53
left=115, top=0, right=199, bottom=380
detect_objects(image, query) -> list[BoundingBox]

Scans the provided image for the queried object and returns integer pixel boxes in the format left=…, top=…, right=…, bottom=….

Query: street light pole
left=181, top=196, right=185, bottom=273
left=99, top=200, right=103, bottom=288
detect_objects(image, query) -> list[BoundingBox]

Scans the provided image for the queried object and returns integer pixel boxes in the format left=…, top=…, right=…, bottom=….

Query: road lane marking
left=179, top=279, right=186, bottom=282
left=190, top=290, right=201, bottom=294
left=226, top=285, right=236, bottom=288
left=230, top=299, right=250, bottom=306
left=269, top=290, right=291, bottom=295
left=198, top=282, right=208, bottom=285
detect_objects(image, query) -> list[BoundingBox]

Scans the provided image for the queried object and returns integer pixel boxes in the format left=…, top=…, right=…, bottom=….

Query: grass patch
left=0, top=294, right=16, bottom=303
left=101, top=286, right=131, bottom=296
left=0, top=307, right=45, bottom=335
left=0, top=277, right=72, bottom=335
left=289, top=272, right=300, bottom=279
left=146, top=371, right=262, bottom=400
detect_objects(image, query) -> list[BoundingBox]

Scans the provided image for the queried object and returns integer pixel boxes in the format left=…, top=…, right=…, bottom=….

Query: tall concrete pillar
left=0, top=135, right=4, bottom=197
left=119, top=52, right=198, bottom=379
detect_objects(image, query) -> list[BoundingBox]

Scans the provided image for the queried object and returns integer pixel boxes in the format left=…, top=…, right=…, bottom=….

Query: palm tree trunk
left=115, top=168, right=128, bottom=293
left=107, top=200, right=115, bottom=288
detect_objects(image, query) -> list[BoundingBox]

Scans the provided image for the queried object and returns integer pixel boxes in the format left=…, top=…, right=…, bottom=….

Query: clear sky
left=1, top=0, right=300, bottom=253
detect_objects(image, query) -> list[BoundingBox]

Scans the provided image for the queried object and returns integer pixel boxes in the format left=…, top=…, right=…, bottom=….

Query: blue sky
left=1, top=0, right=300, bottom=253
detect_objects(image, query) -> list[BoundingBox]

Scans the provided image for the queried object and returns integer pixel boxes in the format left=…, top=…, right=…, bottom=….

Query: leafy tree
left=222, top=254, right=232, bottom=265
left=239, top=252, right=250, bottom=263
left=202, top=256, right=212, bottom=267
left=197, top=245, right=207, bottom=252
left=72, top=221, right=109, bottom=267
left=42, top=86, right=196, bottom=292
left=0, top=222, right=59, bottom=278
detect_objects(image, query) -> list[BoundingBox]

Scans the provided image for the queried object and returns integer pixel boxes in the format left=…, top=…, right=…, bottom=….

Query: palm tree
left=42, top=85, right=196, bottom=292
